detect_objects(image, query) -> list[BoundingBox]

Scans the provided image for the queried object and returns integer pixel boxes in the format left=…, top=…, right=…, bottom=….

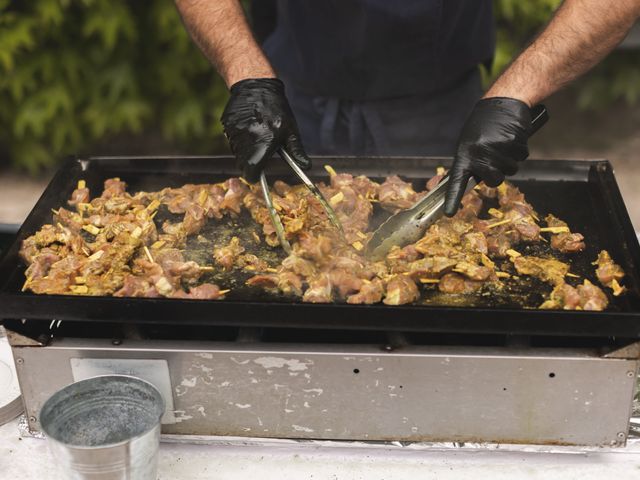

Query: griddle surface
left=1, top=156, right=639, bottom=337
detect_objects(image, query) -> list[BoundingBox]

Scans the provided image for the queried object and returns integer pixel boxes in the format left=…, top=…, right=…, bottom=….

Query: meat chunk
left=545, top=214, right=585, bottom=253
left=220, top=178, right=248, bottom=214
left=328, top=269, right=364, bottom=297
left=540, top=280, right=608, bottom=311
left=539, top=283, right=582, bottom=310
left=595, top=250, right=625, bottom=295
left=213, top=237, right=245, bottom=270
left=383, top=274, right=419, bottom=305
left=453, top=261, right=493, bottom=281
left=172, top=284, right=223, bottom=300
left=513, top=256, right=569, bottom=286
left=347, top=278, right=385, bottom=304
left=406, top=256, right=457, bottom=280
left=438, top=273, right=482, bottom=294
left=303, top=274, right=333, bottom=303
left=378, top=175, right=418, bottom=212
left=577, top=279, right=609, bottom=311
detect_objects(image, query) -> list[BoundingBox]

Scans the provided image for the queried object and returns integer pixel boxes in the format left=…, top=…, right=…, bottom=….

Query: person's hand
left=221, top=78, right=310, bottom=183
left=444, top=97, right=534, bottom=217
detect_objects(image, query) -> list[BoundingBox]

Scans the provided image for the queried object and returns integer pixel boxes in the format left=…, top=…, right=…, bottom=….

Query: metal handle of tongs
left=259, top=170, right=293, bottom=255
left=278, top=149, right=345, bottom=236
left=259, top=149, right=346, bottom=254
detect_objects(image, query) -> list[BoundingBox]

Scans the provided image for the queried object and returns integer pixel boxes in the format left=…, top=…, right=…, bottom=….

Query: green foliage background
left=0, top=0, right=638, bottom=172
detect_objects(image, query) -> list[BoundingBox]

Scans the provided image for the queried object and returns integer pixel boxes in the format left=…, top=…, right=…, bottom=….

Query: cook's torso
left=261, top=0, right=495, bottom=100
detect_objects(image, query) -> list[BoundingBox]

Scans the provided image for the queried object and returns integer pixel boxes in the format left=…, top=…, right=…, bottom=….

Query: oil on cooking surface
left=19, top=166, right=626, bottom=310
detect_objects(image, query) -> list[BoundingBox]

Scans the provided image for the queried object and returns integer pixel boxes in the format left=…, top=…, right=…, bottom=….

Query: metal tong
left=366, top=104, right=549, bottom=261
left=259, top=149, right=344, bottom=254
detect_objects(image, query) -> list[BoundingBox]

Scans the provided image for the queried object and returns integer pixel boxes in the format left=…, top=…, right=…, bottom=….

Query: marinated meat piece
left=328, top=269, right=364, bottom=297
left=497, top=182, right=526, bottom=209
left=486, top=233, right=512, bottom=258
left=387, top=244, right=421, bottom=263
left=220, top=178, right=248, bottom=214
left=347, top=278, right=385, bottom=304
left=27, top=276, right=73, bottom=295
left=453, top=261, right=493, bottom=281
left=351, top=175, right=379, bottom=199
left=539, top=283, right=581, bottom=310
left=24, top=251, right=61, bottom=280
left=281, top=255, right=317, bottom=277
left=68, top=184, right=90, bottom=206
left=505, top=209, right=540, bottom=242
left=294, top=233, right=333, bottom=264
left=153, top=247, right=184, bottom=265
left=438, top=273, right=483, bottom=294
left=539, top=280, right=608, bottom=311
left=171, top=284, right=223, bottom=300
left=577, top=280, right=609, bottom=311
left=406, top=257, right=457, bottom=280
left=273, top=180, right=291, bottom=196
left=213, top=237, right=245, bottom=270
left=513, top=256, right=569, bottom=286
left=595, top=250, right=625, bottom=295
left=460, top=190, right=483, bottom=216
left=164, top=260, right=202, bottom=285
left=114, top=275, right=159, bottom=298
left=246, top=274, right=278, bottom=289
left=462, top=232, right=488, bottom=255
left=383, top=274, right=419, bottom=305
left=183, top=203, right=207, bottom=235
left=551, top=232, right=585, bottom=253
left=426, top=174, right=445, bottom=192
left=378, top=175, right=418, bottom=212
left=204, top=184, right=225, bottom=219
left=545, top=214, right=585, bottom=253
left=303, top=273, right=333, bottom=303
left=101, top=178, right=127, bottom=199
left=236, top=254, right=270, bottom=272
left=277, top=272, right=304, bottom=296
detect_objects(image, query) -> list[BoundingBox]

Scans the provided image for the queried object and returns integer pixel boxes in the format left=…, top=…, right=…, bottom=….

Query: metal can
left=40, top=375, right=165, bottom=480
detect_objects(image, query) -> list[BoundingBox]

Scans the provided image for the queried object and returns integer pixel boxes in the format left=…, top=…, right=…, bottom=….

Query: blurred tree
left=491, top=0, right=640, bottom=111
left=0, top=0, right=637, bottom=172
left=0, top=0, right=227, bottom=172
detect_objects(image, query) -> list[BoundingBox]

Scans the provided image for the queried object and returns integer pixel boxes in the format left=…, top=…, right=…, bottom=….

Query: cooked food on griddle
left=539, top=279, right=609, bottom=311
left=594, top=250, right=626, bottom=296
left=512, top=256, right=569, bottom=286
left=20, top=167, right=618, bottom=310
left=545, top=214, right=586, bottom=253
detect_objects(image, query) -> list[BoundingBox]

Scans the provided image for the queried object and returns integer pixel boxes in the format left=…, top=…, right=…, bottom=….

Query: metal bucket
left=40, top=375, right=165, bottom=480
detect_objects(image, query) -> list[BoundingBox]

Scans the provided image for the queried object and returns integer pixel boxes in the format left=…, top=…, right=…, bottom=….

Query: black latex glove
left=444, top=97, right=533, bottom=217
left=221, top=78, right=310, bottom=183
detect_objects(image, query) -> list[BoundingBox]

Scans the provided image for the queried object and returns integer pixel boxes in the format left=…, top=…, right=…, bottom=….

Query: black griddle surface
left=1, top=156, right=639, bottom=337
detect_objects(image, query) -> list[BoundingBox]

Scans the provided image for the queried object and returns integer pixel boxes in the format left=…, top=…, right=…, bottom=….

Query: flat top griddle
left=1, top=156, right=639, bottom=338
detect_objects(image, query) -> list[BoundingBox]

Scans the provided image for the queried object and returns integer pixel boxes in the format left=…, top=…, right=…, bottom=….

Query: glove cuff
left=229, top=78, right=285, bottom=94
left=477, top=97, right=532, bottom=124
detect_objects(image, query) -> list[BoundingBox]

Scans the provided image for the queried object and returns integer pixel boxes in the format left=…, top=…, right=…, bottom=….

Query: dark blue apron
left=253, top=0, right=495, bottom=156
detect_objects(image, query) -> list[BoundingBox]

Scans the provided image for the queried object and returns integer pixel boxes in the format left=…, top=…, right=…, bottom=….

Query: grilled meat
left=545, top=214, right=585, bottom=253
left=213, top=237, right=245, bottom=271
left=595, top=250, right=626, bottom=296
left=383, top=274, right=419, bottom=305
left=378, top=175, right=418, bottom=212
left=513, top=256, right=569, bottom=286
left=21, top=168, right=614, bottom=311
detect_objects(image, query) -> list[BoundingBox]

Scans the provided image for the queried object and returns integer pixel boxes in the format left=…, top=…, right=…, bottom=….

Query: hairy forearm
left=175, top=0, right=275, bottom=87
left=486, top=0, right=640, bottom=105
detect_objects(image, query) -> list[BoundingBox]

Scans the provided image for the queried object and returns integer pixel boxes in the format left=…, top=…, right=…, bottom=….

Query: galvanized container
left=40, top=375, right=165, bottom=480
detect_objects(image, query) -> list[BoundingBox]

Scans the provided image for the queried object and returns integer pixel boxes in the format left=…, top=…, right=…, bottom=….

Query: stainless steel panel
left=11, top=338, right=639, bottom=446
